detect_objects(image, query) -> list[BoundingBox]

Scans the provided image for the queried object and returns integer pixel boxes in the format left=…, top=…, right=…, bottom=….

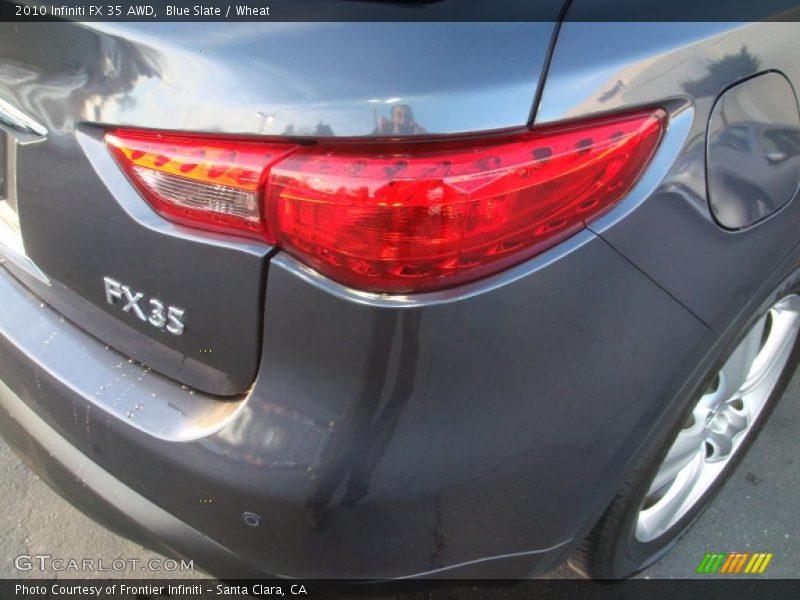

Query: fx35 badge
left=103, top=277, right=185, bottom=336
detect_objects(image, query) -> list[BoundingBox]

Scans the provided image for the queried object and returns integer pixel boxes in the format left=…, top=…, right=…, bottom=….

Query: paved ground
left=1, top=370, right=797, bottom=585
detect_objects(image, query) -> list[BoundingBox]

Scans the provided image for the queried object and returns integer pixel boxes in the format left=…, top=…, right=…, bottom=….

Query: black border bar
left=3, top=578, right=800, bottom=599
left=2, top=0, right=800, bottom=22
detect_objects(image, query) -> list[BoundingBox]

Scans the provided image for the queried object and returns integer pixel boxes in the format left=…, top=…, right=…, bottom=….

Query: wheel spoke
left=742, top=308, right=800, bottom=397
left=637, top=449, right=704, bottom=541
left=647, top=422, right=705, bottom=494
left=713, top=315, right=765, bottom=404
left=705, top=425, right=734, bottom=459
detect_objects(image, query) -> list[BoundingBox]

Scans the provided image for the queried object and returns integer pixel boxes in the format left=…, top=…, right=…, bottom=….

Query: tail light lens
left=107, top=109, right=665, bottom=293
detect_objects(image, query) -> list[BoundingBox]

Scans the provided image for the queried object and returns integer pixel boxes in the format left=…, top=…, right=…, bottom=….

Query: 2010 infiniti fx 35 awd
left=1, top=11, right=800, bottom=581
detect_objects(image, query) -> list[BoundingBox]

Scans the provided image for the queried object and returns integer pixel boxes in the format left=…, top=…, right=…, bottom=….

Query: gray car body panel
left=0, top=20, right=556, bottom=394
left=2, top=13, right=800, bottom=579
left=0, top=229, right=714, bottom=578
left=538, top=20, right=800, bottom=334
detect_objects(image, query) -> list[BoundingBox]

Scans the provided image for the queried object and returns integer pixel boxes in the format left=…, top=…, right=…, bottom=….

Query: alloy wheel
left=635, top=294, right=800, bottom=542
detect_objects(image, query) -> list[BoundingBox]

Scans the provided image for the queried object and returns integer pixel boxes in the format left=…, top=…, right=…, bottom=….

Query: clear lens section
left=106, top=130, right=297, bottom=237
left=133, top=167, right=259, bottom=222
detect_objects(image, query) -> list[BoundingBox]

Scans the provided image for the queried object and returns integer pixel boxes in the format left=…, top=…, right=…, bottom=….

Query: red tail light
left=105, top=131, right=298, bottom=237
left=107, top=109, right=665, bottom=293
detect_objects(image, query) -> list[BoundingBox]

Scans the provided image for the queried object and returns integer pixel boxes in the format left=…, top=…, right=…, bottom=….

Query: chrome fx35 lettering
left=103, top=277, right=185, bottom=336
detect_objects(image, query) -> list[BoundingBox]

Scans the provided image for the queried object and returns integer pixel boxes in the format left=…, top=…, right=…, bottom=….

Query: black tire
left=568, top=278, right=800, bottom=580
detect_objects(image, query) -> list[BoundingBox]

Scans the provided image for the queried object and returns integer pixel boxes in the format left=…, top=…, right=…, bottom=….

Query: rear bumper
left=0, top=228, right=715, bottom=579
left=0, top=375, right=259, bottom=579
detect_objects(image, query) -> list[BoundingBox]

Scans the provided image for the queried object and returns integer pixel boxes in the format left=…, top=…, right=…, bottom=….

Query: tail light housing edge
left=106, top=109, right=666, bottom=293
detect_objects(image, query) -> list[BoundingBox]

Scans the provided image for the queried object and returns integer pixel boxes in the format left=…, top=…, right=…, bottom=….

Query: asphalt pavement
left=1, top=367, right=798, bottom=587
